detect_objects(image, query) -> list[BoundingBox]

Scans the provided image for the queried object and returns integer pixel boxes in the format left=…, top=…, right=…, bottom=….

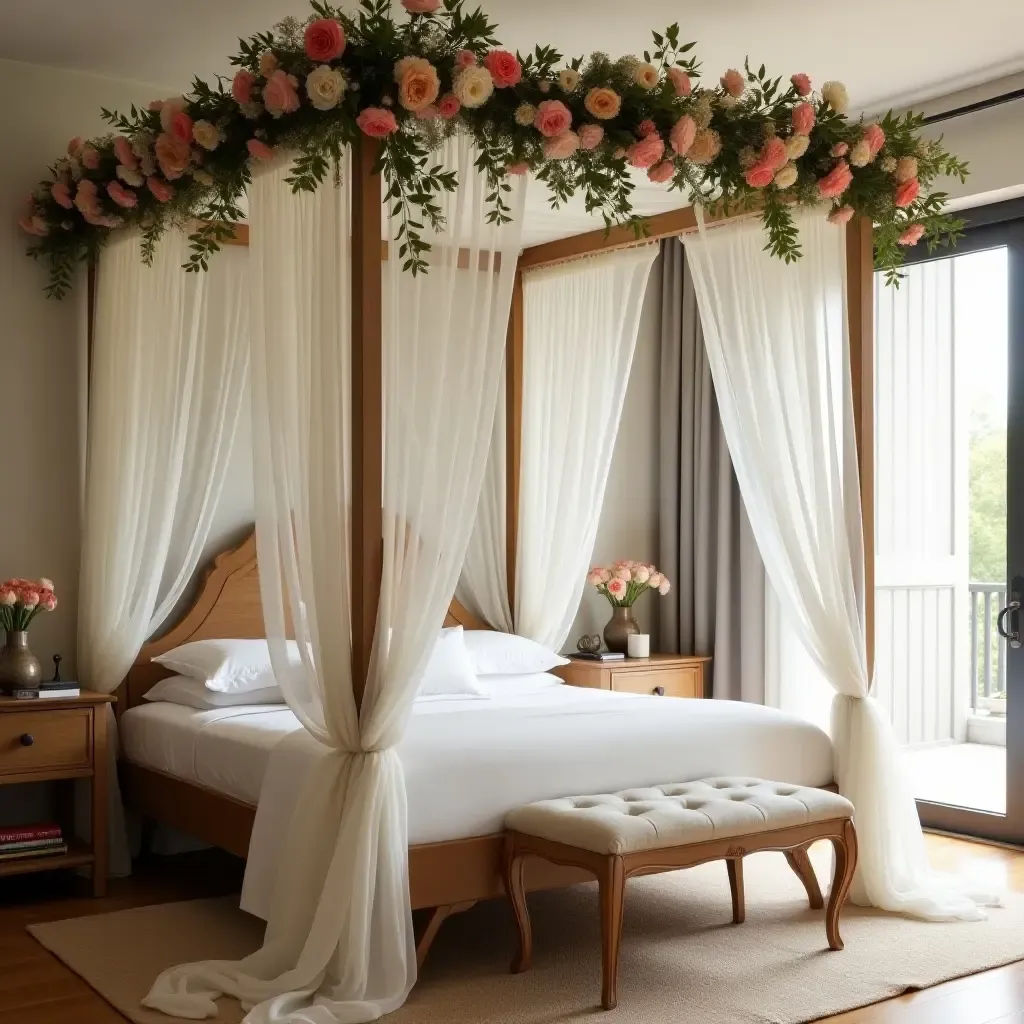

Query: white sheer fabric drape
left=516, top=247, right=658, bottom=648
left=682, top=210, right=996, bottom=921
left=145, top=136, right=524, bottom=1023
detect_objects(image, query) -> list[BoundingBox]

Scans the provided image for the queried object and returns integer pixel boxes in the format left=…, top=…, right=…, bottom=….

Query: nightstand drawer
left=610, top=666, right=702, bottom=699
left=0, top=709, right=92, bottom=774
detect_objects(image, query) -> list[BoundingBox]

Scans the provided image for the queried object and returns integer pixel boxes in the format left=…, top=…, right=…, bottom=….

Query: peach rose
left=154, top=132, right=191, bottom=179
left=894, top=178, right=920, bottom=207
left=403, top=0, right=440, bottom=10
left=744, top=162, right=775, bottom=189
left=721, top=68, right=745, bottom=98
left=792, top=102, right=815, bottom=136
left=898, top=223, right=926, bottom=246
left=146, top=176, right=175, bottom=202
left=817, top=160, right=853, bottom=200
left=647, top=160, right=676, bottom=184
left=827, top=205, right=855, bottom=225
left=263, top=70, right=300, bottom=117
left=232, top=69, right=256, bottom=105
left=396, top=57, right=440, bottom=111
left=668, top=67, right=692, bottom=97
left=578, top=123, right=604, bottom=150
left=863, top=123, right=886, bottom=156
left=584, top=87, right=621, bottom=121
left=483, top=49, right=522, bottom=88
left=627, top=134, right=665, bottom=169
left=81, top=146, right=100, bottom=170
left=106, top=181, right=137, bottom=208
left=438, top=94, right=461, bottom=118
left=304, top=18, right=345, bottom=61
left=114, top=136, right=137, bottom=170
left=791, top=73, right=811, bottom=96
left=544, top=130, right=580, bottom=160
left=356, top=107, right=399, bottom=138
left=246, top=139, right=275, bottom=161
left=670, top=115, right=696, bottom=157
left=51, top=182, right=73, bottom=209
left=455, top=49, right=476, bottom=69
left=688, top=128, right=722, bottom=165
left=534, top=99, right=572, bottom=138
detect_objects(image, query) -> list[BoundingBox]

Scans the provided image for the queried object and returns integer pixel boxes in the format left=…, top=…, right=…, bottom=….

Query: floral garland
left=19, top=0, right=968, bottom=298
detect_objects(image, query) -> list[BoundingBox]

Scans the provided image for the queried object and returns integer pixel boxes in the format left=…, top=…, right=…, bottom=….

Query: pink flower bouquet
left=0, top=577, right=58, bottom=633
left=586, top=561, right=671, bottom=608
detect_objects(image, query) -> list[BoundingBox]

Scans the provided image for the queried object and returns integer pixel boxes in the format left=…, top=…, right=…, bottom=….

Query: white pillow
left=144, top=674, right=286, bottom=710
left=416, top=627, right=488, bottom=699
left=476, top=672, right=564, bottom=696
left=152, top=638, right=300, bottom=694
left=462, top=631, right=569, bottom=676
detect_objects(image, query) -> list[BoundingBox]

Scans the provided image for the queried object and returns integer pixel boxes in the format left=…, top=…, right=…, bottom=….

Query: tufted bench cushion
left=505, top=776, right=854, bottom=855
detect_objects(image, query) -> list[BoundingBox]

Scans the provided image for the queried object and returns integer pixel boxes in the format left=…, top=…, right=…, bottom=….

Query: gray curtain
left=658, top=238, right=766, bottom=702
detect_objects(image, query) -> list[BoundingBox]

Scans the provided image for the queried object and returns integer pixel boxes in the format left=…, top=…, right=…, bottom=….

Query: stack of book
left=0, top=823, right=67, bottom=862
left=10, top=680, right=80, bottom=700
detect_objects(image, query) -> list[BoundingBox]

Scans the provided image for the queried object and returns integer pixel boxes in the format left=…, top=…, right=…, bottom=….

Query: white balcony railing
left=969, top=582, right=1007, bottom=711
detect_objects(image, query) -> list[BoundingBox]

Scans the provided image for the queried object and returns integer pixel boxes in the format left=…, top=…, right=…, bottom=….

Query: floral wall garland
left=18, top=0, right=967, bottom=298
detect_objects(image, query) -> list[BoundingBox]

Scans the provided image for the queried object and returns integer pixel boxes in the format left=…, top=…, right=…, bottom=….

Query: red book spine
left=0, top=824, right=62, bottom=842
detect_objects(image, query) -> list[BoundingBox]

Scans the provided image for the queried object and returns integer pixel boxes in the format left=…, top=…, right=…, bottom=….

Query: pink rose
left=817, top=160, right=853, bottom=200
left=543, top=130, right=580, bottom=160
left=73, top=179, right=100, bottom=215
left=898, top=223, right=926, bottom=246
left=113, top=136, right=137, bottom=171
left=792, top=102, right=815, bottom=135
left=744, top=162, right=775, bottom=189
left=304, top=18, right=346, bottom=62
left=607, top=578, right=628, bottom=598
left=356, top=107, right=399, bottom=138
left=106, top=181, right=137, bottom=208
left=587, top=570, right=604, bottom=587
left=246, top=138, right=275, bottom=161
left=506, top=162, right=529, bottom=176
left=831, top=142, right=849, bottom=157
left=614, top=566, right=632, bottom=581
left=762, top=137, right=788, bottom=171
left=483, top=49, right=522, bottom=88
left=670, top=115, right=696, bottom=157
left=403, top=0, right=441, bottom=10
left=263, top=70, right=300, bottom=118
left=67, top=136, right=83, bottom=157
left=827, top=204, right=855, bottom=226
left=668, top=67, right=692, bottom=97
left=437, top=94, right=461, bottom=118
left=170, top=111, right=193, bottom=143
left=232, top=69, right=256, bottom=105
left=863, top=123, right=886, bottom=156
left=791, top=73, right=811, bottom=96
left=721, top=68, right=745, bottom=98
left=455, top=50, right=477, bottom=69
left=154, top=132, right=191, bottom=179
left=578, top=123, right=604, bottom=150
left=647, top=160, right=676, bottom=184
left=81, top=146, right=100, bottom=170
left=533, top=99, right=572, bottom=138
left=51, top=182, right=73, bottom=209
left=599, top=569, right=612, bottom=583
left=146, top=176, right=175, bottom=202
left=894, top=178, right=920, bottom=207
left=637, top=119, right=657, bottom=138
left=627, top=134, right=665, bottom=170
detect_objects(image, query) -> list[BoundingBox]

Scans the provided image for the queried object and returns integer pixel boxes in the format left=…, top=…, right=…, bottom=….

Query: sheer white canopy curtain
left=145, top=136, right=525, bottom=1023
left=681, top=209, right=997, bottom=921
left=515, top=247, right=658, bottom=649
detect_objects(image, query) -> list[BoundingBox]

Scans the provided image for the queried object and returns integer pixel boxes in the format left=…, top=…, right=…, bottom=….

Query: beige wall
left=0, top=58, right=164, bottom=680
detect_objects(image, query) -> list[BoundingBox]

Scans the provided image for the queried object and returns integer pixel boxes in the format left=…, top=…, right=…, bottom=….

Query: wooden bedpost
left=506, top=267, right=524, bottom=622
left=350, top=135, right=384, bottom=711
left=846, top=216, right=875, bottom=679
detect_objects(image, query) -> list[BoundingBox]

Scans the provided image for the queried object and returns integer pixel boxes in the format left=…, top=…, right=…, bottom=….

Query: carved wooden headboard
left=120, top=529, right=492, bottom=711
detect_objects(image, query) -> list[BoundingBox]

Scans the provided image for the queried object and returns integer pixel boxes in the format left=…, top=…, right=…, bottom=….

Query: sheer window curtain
left=682, top=209, right=997, bottom=921
left=516, top=247, right=658, bottom=649
left=145, top=136, right=524, bottom=1023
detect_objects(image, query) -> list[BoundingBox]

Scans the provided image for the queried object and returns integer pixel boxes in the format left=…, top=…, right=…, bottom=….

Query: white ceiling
left=3, top=0, right=1022, bottom=244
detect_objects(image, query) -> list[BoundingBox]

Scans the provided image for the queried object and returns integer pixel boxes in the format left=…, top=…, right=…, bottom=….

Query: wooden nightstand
left=0, top=691, right=114, bottom=896
left=555, top=654, right=712, bottom=699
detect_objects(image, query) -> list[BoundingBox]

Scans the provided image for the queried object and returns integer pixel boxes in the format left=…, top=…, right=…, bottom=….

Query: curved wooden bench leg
left=825, top=819, right=859, bottom=951
left=727, top=857, right=745, bottom=924
left=599, top=855, right=626, bottom=1011
left=503, top=836, right=533, bottom=974
left=785, top=844, right=824, bottom=910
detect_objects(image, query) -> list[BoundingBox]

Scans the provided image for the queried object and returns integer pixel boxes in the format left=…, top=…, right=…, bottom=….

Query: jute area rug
left=28, top=848, right=1024, bottom=1024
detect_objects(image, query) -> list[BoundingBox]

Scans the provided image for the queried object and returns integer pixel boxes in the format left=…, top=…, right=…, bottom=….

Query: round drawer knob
left=653, top=686, right=665, bottom=696
left=19, top=733, right=34, bottom=746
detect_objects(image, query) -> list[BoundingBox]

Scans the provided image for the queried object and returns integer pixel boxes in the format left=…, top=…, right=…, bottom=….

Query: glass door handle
left=998, top=581, right=1022, bottom=649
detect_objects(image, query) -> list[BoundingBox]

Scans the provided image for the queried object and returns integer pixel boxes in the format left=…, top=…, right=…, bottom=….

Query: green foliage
left=969, top=417, right=1007, bottom=584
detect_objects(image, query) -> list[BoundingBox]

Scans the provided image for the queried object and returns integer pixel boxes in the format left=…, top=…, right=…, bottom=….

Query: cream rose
left=784, top=133, right=809, bottom=160
left=453, top=65, right=494, bottom=109
left=558, top=68, right=580, bottom=93
left=192, top=119, right=224, bottom=151
left=821, top=80, right=849, bottom=114
left=584, top=87, right=621, bottom=120
left=635, top=62, right=659, bottom=90
left=306, top=65, right=347, bottom=111
left=773, top=163, right=798, bottom=189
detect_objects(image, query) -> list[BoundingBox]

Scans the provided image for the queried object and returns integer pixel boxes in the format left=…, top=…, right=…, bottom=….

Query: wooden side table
left=555, top=654, right=712, bottom=699
left=0, top=691, right=114, bottom=896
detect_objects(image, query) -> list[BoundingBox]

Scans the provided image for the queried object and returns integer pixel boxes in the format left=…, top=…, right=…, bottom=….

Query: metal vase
left=603, top=606, right=641, bottom=654
left=0, top=631, right=42, bottom=692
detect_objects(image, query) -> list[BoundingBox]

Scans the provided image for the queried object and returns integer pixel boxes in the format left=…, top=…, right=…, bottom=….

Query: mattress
left=120, top=682, right=833, bottom=846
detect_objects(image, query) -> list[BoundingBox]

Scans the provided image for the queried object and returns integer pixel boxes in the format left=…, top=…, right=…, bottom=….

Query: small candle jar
left=627, top=633, right=650, bottom=659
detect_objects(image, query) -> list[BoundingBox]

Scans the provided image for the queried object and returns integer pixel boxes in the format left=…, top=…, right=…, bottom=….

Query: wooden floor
left=0, top=835, right=1021, bottom=1023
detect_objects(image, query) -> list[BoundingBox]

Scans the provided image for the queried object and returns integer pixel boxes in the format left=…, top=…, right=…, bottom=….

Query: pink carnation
left=263, top=70, right=300, bottom=117
left=762, top=136, right=788, bottom=171
left=721, top=68, right=745, bottom=98
left=73, top=178, right=100, bottom=215
left=827, top=204, right=855, bottom=226
left=81, top=145, right=100, bottom=170
left=403, top=0, right=441, bottom=10
left=744, top=162, right=775, bottom=189
left=534, top=100, right=572, bottom=138
left=863, top=123, right=886, bottom=156
left=668, top=67, right=692, bottom=97
left=831, top=142, right=849, bottom=157
left=113, top=136, right=137, bottom=171
left=817, top=160, right=853, bottom=200
left=483, top=49, right=522, bottom=88
left=455, top=50, right=476, bottom=69
left=670, top=115, right=697, bottom=157
left=627, top=134, right=665, bottom=170
left=506, top=162, right=529, bottom=176
left=41, top=594, right=57, bottom=612
left=146, top=176, right=175, bottom=202
left=51, top=182, right=73, bottom=209
left=106, top=181, right=137, bottom=208
left=154, top=132, right=191, bottom=179
left=894, top=177, right=920, bottom=208
left=792, top=101, right=815, bottom=135
left=898, top=223, right=926, bottom=246
left=304, top=18, right=346, bottom=62
left=647, top=160, right=676, bottom=184
left=17, top=214, right=47, bottom=236
left=544, top=131, right=580, bottom=160
left=438, top=94, right=461, bottom=118
left=246, top=138, right=275, bottom=161
left=791, top=73, right=811, bottom=96
left=356, top=107, right=399, bottom=138
left=579, top=123, right=604, bottom=150
left=232, top=69, right=256, bottom=105
left=607, top=578, right=628, bottom=598
left=637, top=119, right=657, bottom=138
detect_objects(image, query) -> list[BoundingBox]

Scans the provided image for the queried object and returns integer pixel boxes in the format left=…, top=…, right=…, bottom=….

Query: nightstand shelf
left=555, top=653, right=712, bottom=699
left=0, top=838, right=94, bottom=878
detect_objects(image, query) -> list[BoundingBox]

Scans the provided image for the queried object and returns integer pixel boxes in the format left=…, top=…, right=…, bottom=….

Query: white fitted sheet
left=121, top=683, right=833, bottom=847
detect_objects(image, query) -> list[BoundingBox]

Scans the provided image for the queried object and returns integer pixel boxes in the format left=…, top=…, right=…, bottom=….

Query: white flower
left=453, top=65, right=494, bottom=108
left=633, top=566, right=651, bottom=584
left=306, top=64, right=347, bottom=111
left=774, top=162, right=798, bottom=189
left=634, top=62, right=659, bottom=90
left=558, top=68, right=580, bottom=93
left=648, top=573, right=662, bottom=589
left=821, top=81, right=849, bottom=114
left=158, top=96, right=187, bottom=134
left=658, top=579, right=672, bottom=595
left=515, top=102, right=537, bottom=126
left=614, top=567, right=632, bottom=582
left=0, top=591, right=14, bottom=607
left=849, top=138, right=871, bottom=167
left=785, top=133, right=809, bottom=160
left=191, top=119, right=224, bottom=151
left=39, top=578, right=54, bottom=590
left=116, top=164, right=144, bottom=187
left=717, top=94, right=740, bottom=109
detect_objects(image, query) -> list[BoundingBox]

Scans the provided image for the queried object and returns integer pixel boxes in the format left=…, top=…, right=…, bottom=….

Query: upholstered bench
left=503, top=777, right=857, bottom=1011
